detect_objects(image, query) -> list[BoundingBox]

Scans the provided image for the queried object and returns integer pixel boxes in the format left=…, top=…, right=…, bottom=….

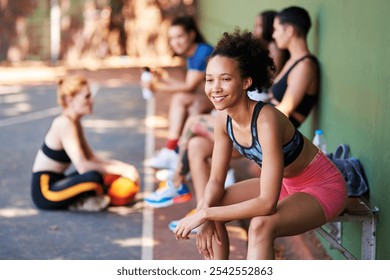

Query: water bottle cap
left=315, top=129, right=323, bottom=135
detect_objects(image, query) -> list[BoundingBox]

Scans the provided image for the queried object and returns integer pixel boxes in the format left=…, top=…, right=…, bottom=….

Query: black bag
left=327, top=144, right=369, bottom=197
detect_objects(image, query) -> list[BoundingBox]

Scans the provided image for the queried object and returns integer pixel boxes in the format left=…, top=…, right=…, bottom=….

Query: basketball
left=106, top=176, right=139, bottom=206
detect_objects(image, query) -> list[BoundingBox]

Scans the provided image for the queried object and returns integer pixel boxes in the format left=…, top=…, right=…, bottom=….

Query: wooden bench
left=316, top=196, right=379, bottom=260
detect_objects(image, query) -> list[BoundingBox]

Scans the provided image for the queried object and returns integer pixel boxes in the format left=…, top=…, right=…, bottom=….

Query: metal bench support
left=316, top=198, right=378, bottom=260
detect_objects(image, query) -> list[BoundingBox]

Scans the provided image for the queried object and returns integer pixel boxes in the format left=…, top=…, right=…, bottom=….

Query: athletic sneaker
left=144, top=180, right=192, bottom=208
left=155, top=168, right=191, bottom=182
left=68, top=195, right=111, bottom=212
left=168, top=209, right=198, bottom=234
left=155, top=169, right=175, bottom=182
left=145, top=148, right=179, bottom=170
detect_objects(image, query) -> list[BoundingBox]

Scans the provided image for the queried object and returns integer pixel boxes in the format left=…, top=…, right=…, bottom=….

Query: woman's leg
left=173, top=114, right=215, bottom=182
left=52, top=170, right=105, bottom=194
left=212, top=221, right=230, bottom=259
left=167, top=92, right=196, bottom=140
left=32, top=170, right=105, bottom=209
left=208, top=179, right=260, bottom=259
left=246, top=193, right=326, bottom=259
left=188, top=92, right=214, bottom=116
left=188, top=136, right=214, bottom=202
left=178, top=114, right=215, bottom=150
left=215, top=178, right=326, bottom=259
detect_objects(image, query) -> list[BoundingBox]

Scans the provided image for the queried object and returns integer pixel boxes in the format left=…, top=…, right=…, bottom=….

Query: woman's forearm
left=199, top=179, right=225, bottom=209
left=203, top=196, right=276, bottom=222
left=153, top=80, right=195, bottom=94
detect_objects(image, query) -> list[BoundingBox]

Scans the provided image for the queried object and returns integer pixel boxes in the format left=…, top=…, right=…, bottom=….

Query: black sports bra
left=226, top=102, right=304, bottom=167
left=41, top=142, right=71, bottom=163
left=271, top=55, right=319, bottom=127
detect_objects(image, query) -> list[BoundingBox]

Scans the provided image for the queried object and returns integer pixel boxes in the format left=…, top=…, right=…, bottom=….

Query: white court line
left=0, top=85, right=23, bottom=95
left=0, top=84, right=101, bottom=128
left=141, top=97, right=156, bottom=260
left=0, top=107, right=61, bottom=127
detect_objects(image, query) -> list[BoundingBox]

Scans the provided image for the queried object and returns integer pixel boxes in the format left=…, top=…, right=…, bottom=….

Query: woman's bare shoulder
left=258, top=104, right=288, bottom=133
left=52, top=115, right=73, bottom=127
left=49, top=115, right=77, bottom=137
left=214, top=110, right=229, bottom=132
left=296, top=56, right=318, bottom=72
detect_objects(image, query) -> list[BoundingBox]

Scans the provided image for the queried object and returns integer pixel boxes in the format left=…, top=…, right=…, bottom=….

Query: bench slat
left=342, top=197, right=373, bottom=216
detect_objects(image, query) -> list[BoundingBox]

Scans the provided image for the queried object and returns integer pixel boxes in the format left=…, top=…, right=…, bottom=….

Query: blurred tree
left=109, top=0, right=126, bottom=55
left=0, top=0, right=37, bottom=61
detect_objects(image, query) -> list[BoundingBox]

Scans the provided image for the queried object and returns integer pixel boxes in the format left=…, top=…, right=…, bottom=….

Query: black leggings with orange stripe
left=31, top=170, right=105, bottom=210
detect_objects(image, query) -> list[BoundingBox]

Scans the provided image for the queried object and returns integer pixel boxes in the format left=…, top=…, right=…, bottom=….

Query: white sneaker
left=155, top=168, right=192, bottom=183
left=224, top=168, right=235, bottom=188
left=68, top=195, right=111, bottom=212
left=145, top=148, right=179, bottom=170
left=155, top=169, right=175, bottom=181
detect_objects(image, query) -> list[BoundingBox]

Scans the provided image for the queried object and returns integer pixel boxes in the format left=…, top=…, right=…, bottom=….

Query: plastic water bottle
left=141, top=67, right=154, bottom=100
left=313, top=129, right=327, bottom=153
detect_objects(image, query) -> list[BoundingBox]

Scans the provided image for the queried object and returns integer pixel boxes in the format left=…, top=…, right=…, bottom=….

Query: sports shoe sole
left=144, top=192, right=192, bottom=208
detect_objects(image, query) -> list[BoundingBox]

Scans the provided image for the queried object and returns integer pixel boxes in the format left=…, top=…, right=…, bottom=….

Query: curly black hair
left=210, top=28, right=276, bottom=92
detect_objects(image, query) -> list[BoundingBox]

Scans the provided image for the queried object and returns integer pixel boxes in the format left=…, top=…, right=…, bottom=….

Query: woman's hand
left=152, top=67, right=169, bottom=80
left=173, top=209, right=207, bottom=241
left=196, top=221, right=221, bottom=260
left=121, top=164, right=140, bottom=185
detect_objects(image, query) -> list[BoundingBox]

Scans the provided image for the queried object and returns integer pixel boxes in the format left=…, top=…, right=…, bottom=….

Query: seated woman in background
left=31, top=75, right=139, bottom=211
left=269, top=6, right=320, bottom=128
left=253, top=10, right=289, bottom=76
left=144, top=15, right=214, bottom=171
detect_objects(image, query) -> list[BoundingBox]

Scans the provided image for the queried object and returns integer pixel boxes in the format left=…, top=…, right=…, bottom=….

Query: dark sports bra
left=41, top=142, right=71, bottom=163
left=271, top=55, right=319, bottom=127
left=226, top=101, right=304, bottom=167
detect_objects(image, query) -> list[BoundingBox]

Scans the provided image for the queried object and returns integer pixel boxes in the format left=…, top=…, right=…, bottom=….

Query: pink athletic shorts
left=279, top=151, right=347, bottom=222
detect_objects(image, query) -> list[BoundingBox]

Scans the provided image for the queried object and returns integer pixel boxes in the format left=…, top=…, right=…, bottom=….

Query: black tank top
left=41, top=142, right=71, bottom=163
left=271, top=55, right=319, bottom=127
left=226, top=102, right=304, bottom=167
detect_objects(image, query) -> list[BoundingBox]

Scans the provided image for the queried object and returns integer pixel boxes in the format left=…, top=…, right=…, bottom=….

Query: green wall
left=198, top=0, right=390, bottom=259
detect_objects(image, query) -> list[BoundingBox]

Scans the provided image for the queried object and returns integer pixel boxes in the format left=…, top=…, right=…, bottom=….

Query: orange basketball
left=107, top=177, right=139, bottom=206
left=104, top=174, right=121, bottom=186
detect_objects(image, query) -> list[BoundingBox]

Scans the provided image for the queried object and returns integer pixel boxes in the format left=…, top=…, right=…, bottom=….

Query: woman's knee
left=82, top=170, right=104, bottom=183
left=248, top=216, right=275, bottom=241
left=189, top=95, right=213, bottom=115
left=188, top=137, right=212, bottom=159
left=184, top=115, right=203, bottom=133
left=171, top=92, right=192, bottom=107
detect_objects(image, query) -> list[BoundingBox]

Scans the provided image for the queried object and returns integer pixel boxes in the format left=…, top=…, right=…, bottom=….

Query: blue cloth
left=326, top=144, right=369, bottom=197
left=186, top=43, right=213, bottom=72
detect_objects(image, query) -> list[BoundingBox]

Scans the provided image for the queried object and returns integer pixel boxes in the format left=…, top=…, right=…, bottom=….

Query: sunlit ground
left=0, top=207, right=39, bottom=218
